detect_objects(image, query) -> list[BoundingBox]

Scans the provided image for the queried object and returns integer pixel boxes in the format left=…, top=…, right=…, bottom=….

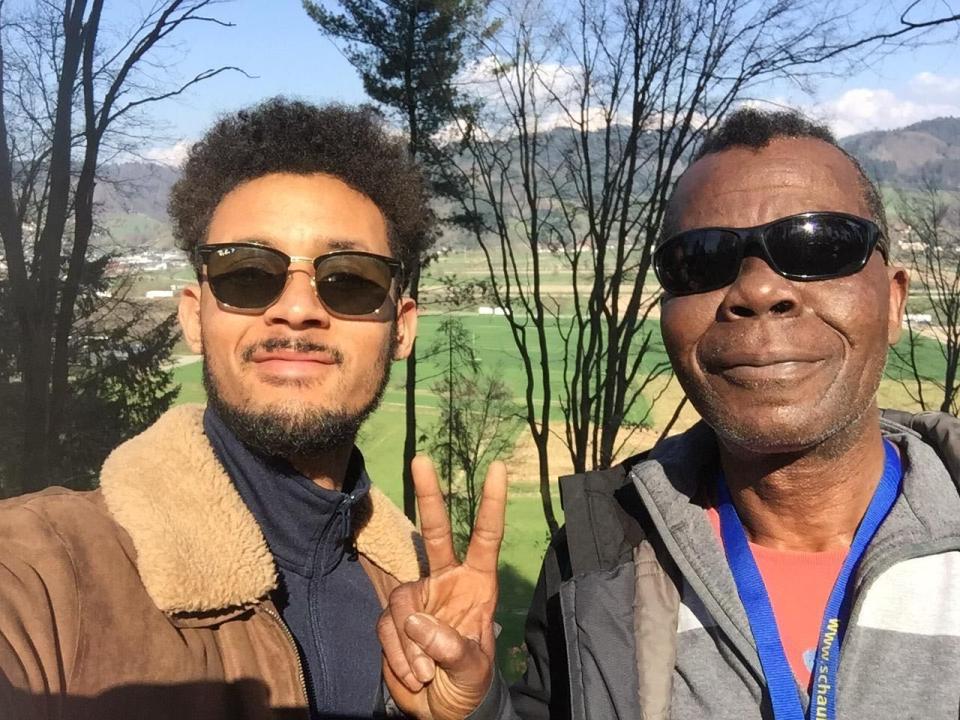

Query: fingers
left=388, top=582, right=436, bottom=685
left=377, top=611, right=423, bottom=693
left=464, top=461, right=508, bottom=573
left=412, top=455, right=457, bottom=572
left=404, top=613, right=492, bottom=690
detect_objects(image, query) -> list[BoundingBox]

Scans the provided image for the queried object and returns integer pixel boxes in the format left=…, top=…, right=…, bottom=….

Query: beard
left=203, top=332, right=397, bottom=460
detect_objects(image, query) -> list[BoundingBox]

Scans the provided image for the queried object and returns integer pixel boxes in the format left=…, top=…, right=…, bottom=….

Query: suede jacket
left=0, top=404, right=427, bottom=720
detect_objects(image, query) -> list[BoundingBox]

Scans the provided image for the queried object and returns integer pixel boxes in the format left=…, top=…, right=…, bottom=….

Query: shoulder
left=0, top=487, right=135, bottom=592
left=882, top=409, right=960, bottom=481
left=554, top=425, right=717, bottom=577
left=552, top=457, right=652, bottom=580
left=0, top=487, right=117, bottom=551
left=0, top=488, right=119, bottom=686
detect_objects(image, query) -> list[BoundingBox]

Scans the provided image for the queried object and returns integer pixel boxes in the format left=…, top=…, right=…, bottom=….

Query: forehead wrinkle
left=675, top=140, right=871, bottom=231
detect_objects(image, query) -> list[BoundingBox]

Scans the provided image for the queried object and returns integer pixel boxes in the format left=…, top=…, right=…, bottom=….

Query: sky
left=119, top=0, right=960, bottom=165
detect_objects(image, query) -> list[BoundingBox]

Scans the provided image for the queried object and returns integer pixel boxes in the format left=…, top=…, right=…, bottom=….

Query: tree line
left=2, top=0, right=959, bottom=545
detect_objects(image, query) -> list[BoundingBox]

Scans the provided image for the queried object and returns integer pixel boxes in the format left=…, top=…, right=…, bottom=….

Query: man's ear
left=393, top=296, right=418, bottom=361
left=887, top=265, right=909, bottom=345
left=178, top=284, right=203, bottom=354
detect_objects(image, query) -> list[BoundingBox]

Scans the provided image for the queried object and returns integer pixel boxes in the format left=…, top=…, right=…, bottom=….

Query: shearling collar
left=99, top=404, right=426, bottom=615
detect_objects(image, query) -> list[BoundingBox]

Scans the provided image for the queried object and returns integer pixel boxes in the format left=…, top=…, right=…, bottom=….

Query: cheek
left=198, top=302, right=251, bottom=369
left=815, top=273, right=891, bottom=358
left=660, top=295, right=717, bottom=368
left=337, top=322, right=395, bottom=373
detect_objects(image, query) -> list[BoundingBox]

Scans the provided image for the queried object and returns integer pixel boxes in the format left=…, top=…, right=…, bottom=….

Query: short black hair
left=662, top=107, right=888, bottom=252
left=169, top=98, right=432, bottom=286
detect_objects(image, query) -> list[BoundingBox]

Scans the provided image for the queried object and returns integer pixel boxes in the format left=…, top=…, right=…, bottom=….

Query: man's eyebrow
left=325, top=238, right=360, bottom=251
left=230, top=237, right=278, bottom=248
left=225, top=237, right=361, bottom=251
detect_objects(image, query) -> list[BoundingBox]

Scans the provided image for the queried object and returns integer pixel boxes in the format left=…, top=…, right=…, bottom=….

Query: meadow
left=172, top=312, right=589, bottom=677
left=170, top=297, right=945, bottom=678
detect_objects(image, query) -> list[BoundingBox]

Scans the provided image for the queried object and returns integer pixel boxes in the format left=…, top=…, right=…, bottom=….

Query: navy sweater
left=204, top=408, right=383, bottom=719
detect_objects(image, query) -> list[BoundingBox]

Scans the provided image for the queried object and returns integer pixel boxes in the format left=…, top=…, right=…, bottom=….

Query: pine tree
left=304, top=0, right=485, bottom=521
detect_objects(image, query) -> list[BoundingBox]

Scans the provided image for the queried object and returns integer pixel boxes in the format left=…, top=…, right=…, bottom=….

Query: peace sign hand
left=378, top=455, right=507, bottom=720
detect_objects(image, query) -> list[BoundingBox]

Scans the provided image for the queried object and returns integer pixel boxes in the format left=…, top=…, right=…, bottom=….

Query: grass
left=169, top=293, right=950, bottom=680
left=171, top=314, right=574, bottom=677
left=173, top=356, right=552, bottom=676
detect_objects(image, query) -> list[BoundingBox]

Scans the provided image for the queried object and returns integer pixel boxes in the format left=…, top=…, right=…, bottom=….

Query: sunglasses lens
left=315, top=254, right=394, bottom=315
left=205, top=246, right=288, bottom=309
left=656, top=230, right=741, bottom=295
left=765, top=216, right=871, bottom=278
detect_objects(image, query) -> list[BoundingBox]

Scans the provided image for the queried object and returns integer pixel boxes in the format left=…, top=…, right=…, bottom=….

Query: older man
left=0, top=98, right=433, bottom=719
left=379, top=108, right=960, bottom=720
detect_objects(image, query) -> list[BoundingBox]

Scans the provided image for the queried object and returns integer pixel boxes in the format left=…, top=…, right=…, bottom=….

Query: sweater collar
left=203, top=406, right=371, bottom=578
left=99, top=404, right=426, bottom=615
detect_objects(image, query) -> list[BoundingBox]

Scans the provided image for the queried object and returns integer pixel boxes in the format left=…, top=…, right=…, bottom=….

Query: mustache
left=241, top=337, right=345, bottom=364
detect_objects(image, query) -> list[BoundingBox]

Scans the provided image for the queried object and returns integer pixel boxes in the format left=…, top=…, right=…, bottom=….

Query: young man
left=379, top=108, right=960, bottom=720
left=0, top=98, right=431, bottom=719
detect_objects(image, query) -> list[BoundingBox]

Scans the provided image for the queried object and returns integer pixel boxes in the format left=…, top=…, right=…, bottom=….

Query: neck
left=290, top=444, right=354, bottom=491
left=718, top=408, right=887, bottom=552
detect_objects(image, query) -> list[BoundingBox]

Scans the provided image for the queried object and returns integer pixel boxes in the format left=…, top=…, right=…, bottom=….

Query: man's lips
left=250, top=350, right=338, bottom=364
left=705, top=350, right=828, bottom=384
left=249, top=350, right=339, bottom=378
left=716, top=360, right=824, bottom=384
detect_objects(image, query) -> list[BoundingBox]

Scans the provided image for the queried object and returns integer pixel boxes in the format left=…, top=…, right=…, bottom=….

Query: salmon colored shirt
left=707, top=508, right=847, bottom=688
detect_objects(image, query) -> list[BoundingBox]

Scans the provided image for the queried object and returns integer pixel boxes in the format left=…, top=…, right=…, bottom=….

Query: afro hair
left=169, top=97, right=433, bottom=286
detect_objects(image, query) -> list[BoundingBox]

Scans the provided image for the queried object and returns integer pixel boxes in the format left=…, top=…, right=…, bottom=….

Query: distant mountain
left=840, top=117, right=960, bottom=190
left=88, top=116, right=960, bottom=251
left=93, top=162, right=180, bottom=249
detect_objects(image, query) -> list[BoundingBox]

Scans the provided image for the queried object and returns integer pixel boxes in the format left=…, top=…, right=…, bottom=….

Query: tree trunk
left=402, top=264, right=421, bottom=522
left=19, top=336, right=52, bottom=494
left=16, top=0, right=88, bottom=493
left=535, top=430, right=559, bottom=537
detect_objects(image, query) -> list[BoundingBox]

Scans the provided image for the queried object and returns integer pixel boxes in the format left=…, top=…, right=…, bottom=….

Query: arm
left=505, top=531, right=569, bottom=720
left=380, top=451, right=571, bottom=720
left=0, top=497, right=81, bottom=719
left=462, top=537, right=567, bottom=720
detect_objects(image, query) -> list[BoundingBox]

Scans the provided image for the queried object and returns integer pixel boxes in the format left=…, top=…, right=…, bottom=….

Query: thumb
left=404, top=613, right=492, bottom=691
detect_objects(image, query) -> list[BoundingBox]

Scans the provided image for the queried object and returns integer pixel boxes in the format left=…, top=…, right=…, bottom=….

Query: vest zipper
left=262, top=604, right=309, bottom=707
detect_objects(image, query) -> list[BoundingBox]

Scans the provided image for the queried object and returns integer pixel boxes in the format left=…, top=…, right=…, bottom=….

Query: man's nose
left=717, top=257, right=802, bottom=320
left=262, top=267, right=331, bottom=328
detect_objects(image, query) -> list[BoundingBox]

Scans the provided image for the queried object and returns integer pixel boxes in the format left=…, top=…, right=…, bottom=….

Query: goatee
left=202, top=335, right=395, bottom=460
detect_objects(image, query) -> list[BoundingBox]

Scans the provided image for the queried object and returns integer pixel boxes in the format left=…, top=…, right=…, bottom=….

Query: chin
left=707, top=403, right=875, bottom=458
left=243, top=397, right=355, bottom=422
left=715, top=426, right=821, bottom=456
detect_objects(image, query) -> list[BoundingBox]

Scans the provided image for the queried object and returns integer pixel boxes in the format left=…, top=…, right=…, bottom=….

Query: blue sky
left=125, top=0, right=960, bottom=163
left=132, top=1, right=366, bottom=147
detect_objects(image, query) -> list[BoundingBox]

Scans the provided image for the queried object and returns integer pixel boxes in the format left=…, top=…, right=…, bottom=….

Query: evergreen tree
left=304, top=0, right=485, bottom=521
left=0, top=257, right=178, bottom=496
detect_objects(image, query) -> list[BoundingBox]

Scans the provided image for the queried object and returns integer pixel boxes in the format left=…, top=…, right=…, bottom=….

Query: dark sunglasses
left=196, top=243, right=403, bottom=316
left=653, top=212, right=886, bottom=296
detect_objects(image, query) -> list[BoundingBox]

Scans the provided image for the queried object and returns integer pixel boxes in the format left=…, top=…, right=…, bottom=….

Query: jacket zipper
left=262, top=603, right=310, bottom=707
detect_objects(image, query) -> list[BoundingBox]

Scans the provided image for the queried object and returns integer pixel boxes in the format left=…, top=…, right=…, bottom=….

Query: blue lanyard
left=717, top=440, right=902, bottom=720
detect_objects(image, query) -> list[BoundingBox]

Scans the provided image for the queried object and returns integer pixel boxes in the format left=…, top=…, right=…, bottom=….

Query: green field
left=169, top=282, right=948, bottom=680
left=171, top=313, right=586, bottom=677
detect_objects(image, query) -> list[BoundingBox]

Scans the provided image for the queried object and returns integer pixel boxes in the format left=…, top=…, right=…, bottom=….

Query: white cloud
left=448, top=55, right=703, bottom=142
left=911, top=72, right=960, bottom=97
left=805, top=73, right=960, bottom=137
left=448, top=61, right=960, bottom=142
left=142, top=140, right=192, bottom=167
